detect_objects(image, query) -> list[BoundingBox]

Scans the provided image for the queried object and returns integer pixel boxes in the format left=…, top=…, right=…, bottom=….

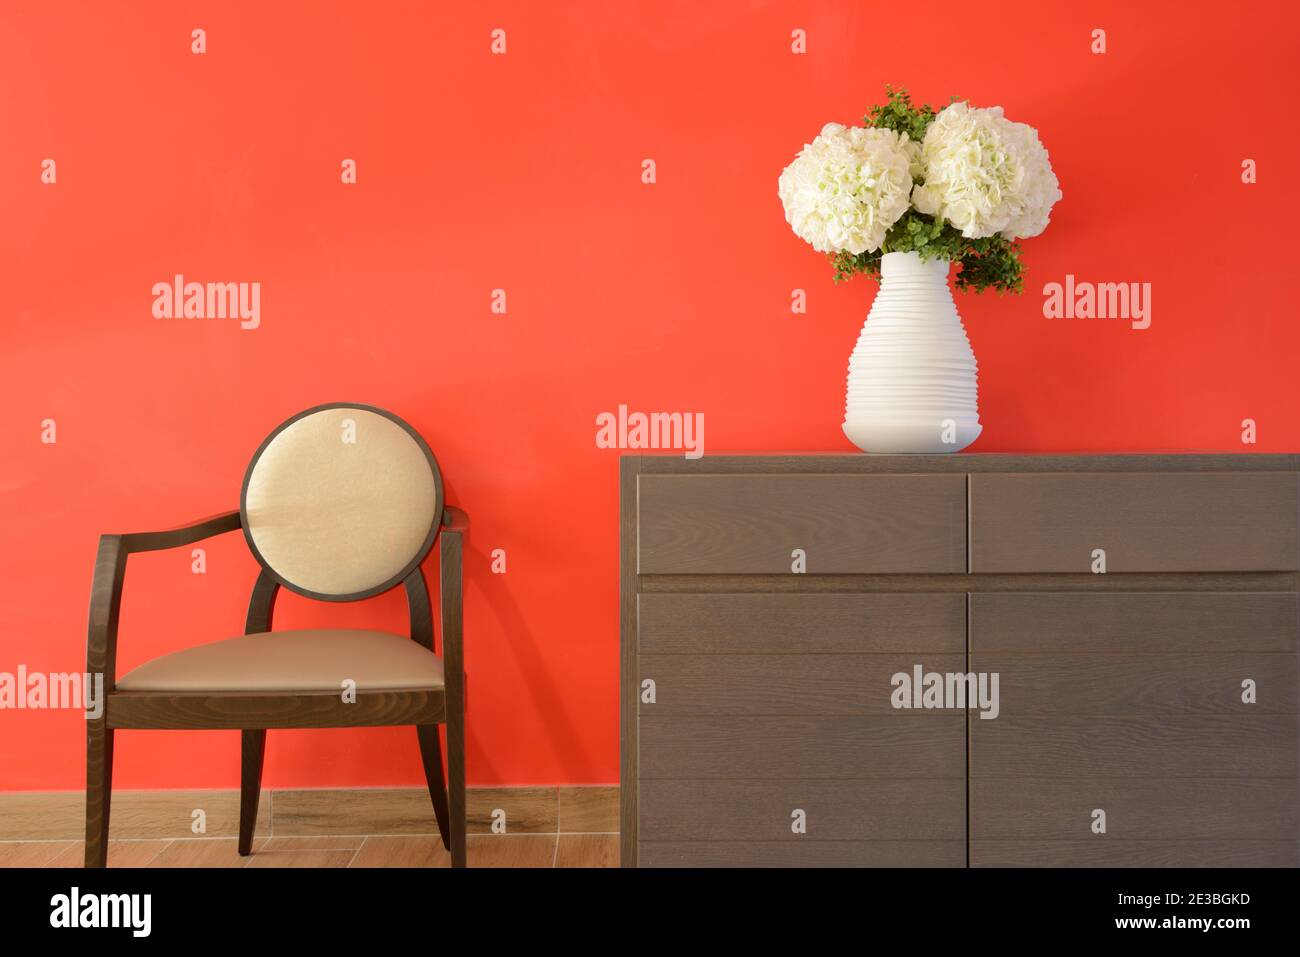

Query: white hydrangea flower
left=778, top=123, right=915, bottom=255
left=913, top=101, right=1061, bottom=240
left=995, top=118, right=1061, bottom=239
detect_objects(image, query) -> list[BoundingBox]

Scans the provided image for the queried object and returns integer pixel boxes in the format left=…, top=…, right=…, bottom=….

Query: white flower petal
left=914, top=101, right=1061, bottom=241
left=778, top=125, right=914, bottom=254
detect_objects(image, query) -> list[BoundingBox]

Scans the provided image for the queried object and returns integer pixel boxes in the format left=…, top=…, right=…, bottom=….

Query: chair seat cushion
left=115, top=629, right=445, bottom=693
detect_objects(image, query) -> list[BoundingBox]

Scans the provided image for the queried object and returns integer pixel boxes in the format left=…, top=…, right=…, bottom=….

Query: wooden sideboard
left=619, top=454, right=1300, bottom=867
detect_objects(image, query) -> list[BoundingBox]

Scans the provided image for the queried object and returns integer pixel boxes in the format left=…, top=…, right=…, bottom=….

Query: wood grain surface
left=971, top=777, right=1299, bottom=841
left=970, top=472, right=1300, bottom=573
left=970, top=715, right=1297, bottom=778
left=638, top=592, right=965, bottom=654
left=639, top=840, right=964, bottom=867
left=969, top=653, right=1298, bottom=714
left=639, top=779, right=965, bottom=841
left=970, top=591, right=1300, bottom=653
left=637, top=473, right=965, bottom=574
left=639, top=653, right=967, bottom=715
left=640, top=714, right=963, bottom=779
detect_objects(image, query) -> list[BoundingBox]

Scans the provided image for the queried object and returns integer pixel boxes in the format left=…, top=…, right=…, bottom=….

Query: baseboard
left=0, top=786, right=618, bottom=841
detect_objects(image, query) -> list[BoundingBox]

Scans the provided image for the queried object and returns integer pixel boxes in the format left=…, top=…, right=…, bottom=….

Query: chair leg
left=84, top=722, right=113, bottom=868
left=447, top=708, right=467, bottom=868
left=416, top=725, right=451, bottom=850
left=239, top=730, right=266, bottom=856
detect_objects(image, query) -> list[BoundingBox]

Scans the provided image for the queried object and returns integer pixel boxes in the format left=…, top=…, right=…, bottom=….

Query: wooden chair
left=84, top=403, right=467, bottom=867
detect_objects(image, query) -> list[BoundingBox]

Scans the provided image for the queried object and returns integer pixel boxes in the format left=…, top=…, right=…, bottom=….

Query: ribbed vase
left=842, top=251, right=982, bottom=454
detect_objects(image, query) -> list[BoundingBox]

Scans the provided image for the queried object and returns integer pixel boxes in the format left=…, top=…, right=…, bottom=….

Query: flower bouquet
left=779, top=87, right=1061, bottom=452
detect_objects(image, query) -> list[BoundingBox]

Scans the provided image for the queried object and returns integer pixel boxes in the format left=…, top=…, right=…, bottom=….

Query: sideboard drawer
left=971, top=778, right=1299, bottom=843
left=640, top=653, right=966, bottom=715
left=969, top=472, right=1299, bottom=572
left=641, top=841, right=965, bottom=868
left=640, top=715, right=963, bottom=779
left=637, top=474, right=966, bottom=574
left=638, top=593, right=966, bottom=654
left=969, top=653, right=1298, bottom=714
left=970, top=592, right=1300, bottom=653
left=640, top=780, right=965, bottom=842
left=971, top=841, right=1297, bottom=868
left=977, top=774, right=1300, bottom=863
left=970, top=716, right=1297, bottom=778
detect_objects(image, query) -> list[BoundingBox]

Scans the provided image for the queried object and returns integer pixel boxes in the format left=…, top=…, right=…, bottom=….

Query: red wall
left=3, top=1, right=1298, bottom=790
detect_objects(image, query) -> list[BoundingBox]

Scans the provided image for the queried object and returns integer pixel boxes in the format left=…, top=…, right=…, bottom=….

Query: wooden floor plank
left=1, top=787, right=561, bottom=840
left=148, top=838, right=265, bottom=868
left=43, top=840, right=173, bottom=868
left=350, top=836, right=450, bottom=868
left=244, top=849, right=358, bottom=868
left=461, top=835, right=557, bottom=868
left=259, top=836, right=366, bottom=851
left=555, top=834, right=619, bottom=868
left=3, top=830, right=615, bottom=869
left=270, top=787, right=559, bottom=835
left=0, top=841, right=81, bottom=867
left=0, top=791, right=271, bottom=841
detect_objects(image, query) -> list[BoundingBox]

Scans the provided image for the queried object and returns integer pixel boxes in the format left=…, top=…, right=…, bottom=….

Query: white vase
left=842, top=251, right=982, bottom=454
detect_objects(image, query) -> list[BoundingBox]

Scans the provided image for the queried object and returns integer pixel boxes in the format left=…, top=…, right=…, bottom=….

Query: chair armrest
left=87, top=511, right=242, bottom=693
left=119, top=510, right=243, bottom=553
left=441, top=505, right=469, bottom=534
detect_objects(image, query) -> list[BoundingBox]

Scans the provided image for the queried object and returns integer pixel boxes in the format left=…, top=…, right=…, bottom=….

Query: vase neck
left=880, top=250, right=950, bottom=280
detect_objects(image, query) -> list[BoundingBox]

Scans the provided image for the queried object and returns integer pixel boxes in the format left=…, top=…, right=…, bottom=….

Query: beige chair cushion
left=115, top=629, right=444, bottom=693
left=244, top=407, right=440, bottom=596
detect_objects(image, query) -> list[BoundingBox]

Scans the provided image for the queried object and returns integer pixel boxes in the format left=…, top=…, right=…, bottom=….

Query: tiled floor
left=0, top=834, right=619, bottom=868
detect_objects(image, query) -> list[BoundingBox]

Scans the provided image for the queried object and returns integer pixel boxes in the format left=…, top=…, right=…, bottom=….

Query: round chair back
left=240, top=403, right=442, bottom=600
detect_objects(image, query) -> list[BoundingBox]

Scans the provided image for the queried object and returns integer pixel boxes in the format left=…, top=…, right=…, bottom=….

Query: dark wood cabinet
left=621, top=454, right=1300, bottom=867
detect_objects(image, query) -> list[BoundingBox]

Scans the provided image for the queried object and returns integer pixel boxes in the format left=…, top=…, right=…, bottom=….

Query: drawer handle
left=1091, top=548, right=1107, bottom=574
left=791, top=548, right=806, bottom=574
left=791, top=809, right=807, bottom=835
left=1091, top=809, right=1107, bottom=834
left=1242, top=678, right=1256, bottom=704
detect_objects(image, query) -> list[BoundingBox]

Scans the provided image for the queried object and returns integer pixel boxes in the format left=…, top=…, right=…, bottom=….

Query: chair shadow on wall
left=462, top=536, right=602, bottom=785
